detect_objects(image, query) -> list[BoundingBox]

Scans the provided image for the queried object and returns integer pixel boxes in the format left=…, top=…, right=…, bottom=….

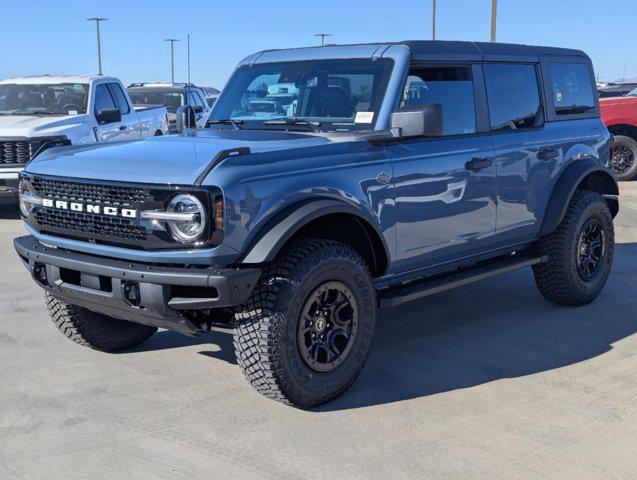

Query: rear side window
left=484, top=64, right=541, bottom=131
left=549, top=63, right=595, bottom=115
left=108, top=83, right=130, bottom=114
left=402, top=66, right=476, bottom=136
left=94, top=84, right=116, bottom=113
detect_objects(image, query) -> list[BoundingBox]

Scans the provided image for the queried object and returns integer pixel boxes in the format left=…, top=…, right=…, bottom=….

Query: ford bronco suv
left=15, top=41, right=618, bottom=409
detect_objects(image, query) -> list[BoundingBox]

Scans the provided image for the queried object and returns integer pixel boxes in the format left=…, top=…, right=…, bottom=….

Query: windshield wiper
left=13, top=110, right=59, bottom=116
left=262, top=118, right=322, bottom=132
left=207, top=119, right=244, bottom=129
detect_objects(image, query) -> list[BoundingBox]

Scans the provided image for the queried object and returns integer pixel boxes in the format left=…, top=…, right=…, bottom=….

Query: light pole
left=432, top=0, right=436, bottom=40
left=87, top=17, right=108, bottom=75
left=490, top=0, right=498, bottom=43
left=314, top=33, right=332, bottom=46
left=165, top=38, right=179, bottom=83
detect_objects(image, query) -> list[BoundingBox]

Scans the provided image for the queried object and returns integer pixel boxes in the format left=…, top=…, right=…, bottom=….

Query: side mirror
left=176, top=105, right=197, bottom=133
left=96, top=108, right=122, bottom=125
left=192, top=105, right=204, bottom=114
left=390, top=104, right=443, bottom=138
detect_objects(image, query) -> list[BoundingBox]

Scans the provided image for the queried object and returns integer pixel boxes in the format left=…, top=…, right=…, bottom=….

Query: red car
left=600, top=92, right=637, bottom=180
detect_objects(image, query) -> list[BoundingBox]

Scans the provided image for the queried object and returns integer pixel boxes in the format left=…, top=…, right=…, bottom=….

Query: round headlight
left=166, top=194, right=206, bottom=242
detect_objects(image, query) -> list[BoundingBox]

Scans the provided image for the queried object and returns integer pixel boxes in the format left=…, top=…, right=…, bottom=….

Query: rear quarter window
left=549, top=63, right=595, bottom=115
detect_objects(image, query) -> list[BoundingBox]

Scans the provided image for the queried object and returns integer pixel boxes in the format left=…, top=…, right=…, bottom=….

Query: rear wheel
left=46, top=292, right=157, bottom=352
left=533, top=190, right=614, bottom=306
left=610, top=135, right=637, bottom=181
left=234, top=238, right=376, bottom=409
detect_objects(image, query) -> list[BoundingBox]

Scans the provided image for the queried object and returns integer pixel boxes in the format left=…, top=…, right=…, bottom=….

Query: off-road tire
left=611, top=135, right=637, bottom=181
left=234, top=238, right=376, bottom=409
left=533, top=190, right=614, bottom=306
left=46, top=292, right=157, bottom=351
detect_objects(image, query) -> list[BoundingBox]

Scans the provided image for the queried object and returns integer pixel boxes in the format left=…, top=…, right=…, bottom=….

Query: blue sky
left=1, top=0, right=635, bottom=88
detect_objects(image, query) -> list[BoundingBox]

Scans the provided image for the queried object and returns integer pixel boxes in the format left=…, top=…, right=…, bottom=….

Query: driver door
left=93, top=83, right=135, bottom=142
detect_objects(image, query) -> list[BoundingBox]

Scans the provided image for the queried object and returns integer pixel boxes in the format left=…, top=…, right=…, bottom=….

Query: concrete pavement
left=0, top=183, right=635, bottom=479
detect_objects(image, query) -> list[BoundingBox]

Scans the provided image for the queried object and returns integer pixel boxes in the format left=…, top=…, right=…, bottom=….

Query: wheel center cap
left=314, top=317, right=326, bottom=333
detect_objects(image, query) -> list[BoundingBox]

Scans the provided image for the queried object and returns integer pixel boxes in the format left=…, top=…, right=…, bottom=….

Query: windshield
left=0, top=83, right=89, bottom=115
left=211, top=58, right=393, bottom=131
left=128, top=89, right=185, bottom=114
left=628, top=87, right=637, bottom=97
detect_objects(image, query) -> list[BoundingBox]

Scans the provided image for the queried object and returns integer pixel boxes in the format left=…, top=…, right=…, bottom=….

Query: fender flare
left=240, top=199, right=389, bottom=266
left=539, top=159, right=619, bottom=236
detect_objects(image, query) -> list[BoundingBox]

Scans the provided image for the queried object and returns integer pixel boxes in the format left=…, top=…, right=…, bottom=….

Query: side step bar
left=377, top=254, right=548, bottom=308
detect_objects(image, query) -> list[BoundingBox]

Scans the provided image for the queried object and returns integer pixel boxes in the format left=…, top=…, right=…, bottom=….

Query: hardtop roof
left=250, top=40, right=589, bottom=64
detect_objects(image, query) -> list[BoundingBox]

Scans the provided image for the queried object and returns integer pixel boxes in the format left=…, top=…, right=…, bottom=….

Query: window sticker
left=355, top=111, right=374, bottom=124
left=73, top=84, right=83, bottom=90
left=68, top=110, right=78, bottom=115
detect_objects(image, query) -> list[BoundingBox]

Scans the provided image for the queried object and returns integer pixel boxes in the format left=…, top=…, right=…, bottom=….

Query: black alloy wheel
left=297, top=281, right=358, bottom=372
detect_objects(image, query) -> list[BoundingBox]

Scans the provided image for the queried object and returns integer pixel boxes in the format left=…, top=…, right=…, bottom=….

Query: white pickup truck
left=0, top=75, right=169, bottom=199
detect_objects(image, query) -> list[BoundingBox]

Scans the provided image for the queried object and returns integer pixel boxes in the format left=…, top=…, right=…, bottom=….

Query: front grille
left=34, top=209, right=147, bottom=241
left=0, top=141, right=31, bottom=166
left=32, top=177, right=150, bottom=207
left=21, top=174, right=215, bottom=250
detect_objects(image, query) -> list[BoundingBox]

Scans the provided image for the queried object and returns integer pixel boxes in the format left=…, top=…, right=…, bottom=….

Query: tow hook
left=122, top=281, right=141, bottom=306
left=33, top=264, right=47, bottom=285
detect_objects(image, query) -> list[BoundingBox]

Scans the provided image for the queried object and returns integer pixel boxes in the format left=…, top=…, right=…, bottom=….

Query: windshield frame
left=210, top=58, right=395, bottom=132
left=0, top=82, right=90, bottom=116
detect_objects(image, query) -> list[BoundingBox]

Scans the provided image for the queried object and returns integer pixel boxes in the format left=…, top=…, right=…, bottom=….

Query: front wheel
left=234, top=238, right=376, bottom=409
left=46, top=292, right=157, bottom=352
left=533, top=190, right=614, bottom=306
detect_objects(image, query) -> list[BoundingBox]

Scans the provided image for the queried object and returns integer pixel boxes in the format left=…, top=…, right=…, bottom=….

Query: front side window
left=212, top=58, right=394, bottom=131
left=93, top=84, right=116, bottom=113
left=108, top=83, right=130, bottom=114
left=0, top=83, right=89, bottom=116
left=549, top=63, right=595, bottom=115
left=402, top=66, right=476, bottom=136
left=484, top=64, right=541, bottom=131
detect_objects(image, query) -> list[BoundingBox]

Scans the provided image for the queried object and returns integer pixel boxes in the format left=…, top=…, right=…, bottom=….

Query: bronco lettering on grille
left=42, top=198, right=137, bottom=218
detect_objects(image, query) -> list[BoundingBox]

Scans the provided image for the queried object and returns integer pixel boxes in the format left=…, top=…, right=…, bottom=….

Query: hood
left=0, top=114, right=87, bottom=137
left=26, top=129, right=334, bottom=185
left=599, top=96, right=637, bottom=106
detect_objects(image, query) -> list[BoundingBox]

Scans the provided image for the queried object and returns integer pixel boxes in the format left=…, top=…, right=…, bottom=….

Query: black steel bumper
left=14, top=235, right=261, bottom=336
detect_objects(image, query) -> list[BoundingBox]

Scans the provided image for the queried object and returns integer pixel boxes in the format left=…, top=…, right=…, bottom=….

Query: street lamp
left=87, top=17, right=108, bottom=75
left=490, top=0, right=498, bottom=43
left=314, top=33, right=332, bottom=46
left=165, top=38, right=180, bottom=83
left=432, top=0, right=436, bottom=41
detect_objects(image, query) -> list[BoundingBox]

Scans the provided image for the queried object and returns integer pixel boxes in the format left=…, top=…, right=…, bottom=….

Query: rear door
left=386, top=64, right=497, bottom=272
left=483, top=63, right=563, bottom=244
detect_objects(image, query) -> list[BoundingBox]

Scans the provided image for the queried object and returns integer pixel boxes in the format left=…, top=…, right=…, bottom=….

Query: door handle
left=465, top=157, right=493, bottom=171
left=537, top=148, right=559, bottom=160
left=119, top=125, right=127, bottom=131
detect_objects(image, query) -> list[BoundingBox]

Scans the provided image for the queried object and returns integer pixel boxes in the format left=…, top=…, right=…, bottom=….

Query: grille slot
left=35, top=210, right=147, bottom=241
left=0, top=141, right=31, bottom=166
left=32, top=177, right=149, bottom=206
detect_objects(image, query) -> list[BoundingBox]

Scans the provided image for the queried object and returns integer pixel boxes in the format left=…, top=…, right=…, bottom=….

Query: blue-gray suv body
left=15, top=41, right=619, bottom=408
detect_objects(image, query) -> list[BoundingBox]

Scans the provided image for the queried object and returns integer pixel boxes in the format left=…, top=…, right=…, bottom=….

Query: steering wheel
left=62, top=103, right=82, bottom=113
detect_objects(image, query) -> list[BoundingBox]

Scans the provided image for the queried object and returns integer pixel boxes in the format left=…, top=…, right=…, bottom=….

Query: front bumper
left=14, top=235, right=261, bottom=336
left=0, top=170, right=20, bottom=197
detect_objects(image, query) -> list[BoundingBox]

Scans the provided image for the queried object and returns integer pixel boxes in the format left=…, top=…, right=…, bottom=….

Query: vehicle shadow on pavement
left=130, top=327, right=237, bottom=364
left=0, top=202, right=20, bottom=220
left=319, top=242, right=637, bottom=412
